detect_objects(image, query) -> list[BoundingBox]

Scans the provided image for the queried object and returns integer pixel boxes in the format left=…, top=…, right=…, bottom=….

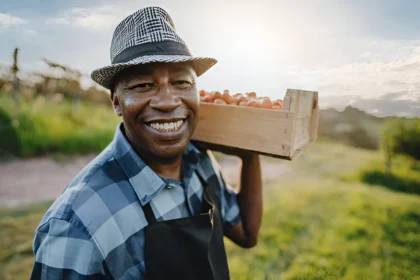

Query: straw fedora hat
left=91, top=6, right=217, bottom=89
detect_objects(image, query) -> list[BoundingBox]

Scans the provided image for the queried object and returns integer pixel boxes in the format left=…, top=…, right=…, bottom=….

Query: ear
left=111, top=90, right=122, bottom=116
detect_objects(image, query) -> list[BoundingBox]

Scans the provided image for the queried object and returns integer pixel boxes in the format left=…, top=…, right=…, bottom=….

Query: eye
left=128, top=83, right=155, bottom=92
left=172, top=80, right=193, bottom=89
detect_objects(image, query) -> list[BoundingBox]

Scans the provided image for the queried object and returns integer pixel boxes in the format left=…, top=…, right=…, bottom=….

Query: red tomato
left=246, top=92, right=257, bottom=99
left=231, top=96, right=240, bottom=105
left=214, top=98, right=227, bottom=105
left=247, top=99, right=259, bottom=108
left=273, top=99, right=283, bottom=106
left=238, top=96, right=248, bottom=103
left=211, top=91, right=222, bottom=100
left=232, top=93, right=244, bottom=105
left=259, top=98, right=272, bottom=109
left=203, top=94, right=214, bottom=102
left=222, top=92, right=235, bottom=104
left=201, top=89, right=284, bottom=110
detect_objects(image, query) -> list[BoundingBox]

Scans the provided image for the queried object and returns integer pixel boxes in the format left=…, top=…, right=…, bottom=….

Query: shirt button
left=166, top=185, right=173, bottom=189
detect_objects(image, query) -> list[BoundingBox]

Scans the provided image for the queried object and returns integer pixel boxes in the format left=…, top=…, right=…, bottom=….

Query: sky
left=1, top=0, right=420, bottom=111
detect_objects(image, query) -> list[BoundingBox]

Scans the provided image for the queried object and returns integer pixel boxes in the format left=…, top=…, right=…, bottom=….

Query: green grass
left=1, top=141, right=420, bottom=279
left=0, top=95, right=120, bottom=157
left=226, top=179, right=420, bottom=279
left=0, top=201, right=53, bottom=279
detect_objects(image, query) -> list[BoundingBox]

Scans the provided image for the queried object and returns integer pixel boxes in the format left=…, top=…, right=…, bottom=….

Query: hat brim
left=91, top=55, right=217, bottom=90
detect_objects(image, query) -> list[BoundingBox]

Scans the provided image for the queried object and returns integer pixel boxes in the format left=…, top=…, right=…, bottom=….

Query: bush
left=0, top=108, right=20, bottom=157
left=382, top=118, right=420, bottom=160
left=0, top=96, right=120, bottom=158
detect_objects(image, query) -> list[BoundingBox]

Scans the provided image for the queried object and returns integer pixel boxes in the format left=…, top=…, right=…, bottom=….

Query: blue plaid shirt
left=31, top=123, right=241, bottom=279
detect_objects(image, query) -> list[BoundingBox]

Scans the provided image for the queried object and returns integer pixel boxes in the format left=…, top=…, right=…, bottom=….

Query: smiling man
left=31, top=7, right=262, bottom=280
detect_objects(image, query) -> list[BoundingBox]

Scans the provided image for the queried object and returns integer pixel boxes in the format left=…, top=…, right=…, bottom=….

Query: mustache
left=141, top=108, right=188, bottom=121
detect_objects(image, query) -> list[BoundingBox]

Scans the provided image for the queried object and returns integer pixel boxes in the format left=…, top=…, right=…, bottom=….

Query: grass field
left=1, top=141, right=419, bottom=279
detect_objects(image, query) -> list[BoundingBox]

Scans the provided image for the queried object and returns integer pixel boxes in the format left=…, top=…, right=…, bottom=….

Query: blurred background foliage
left=0, top=57, right=119, bottom=158
left=0, top=96, right=119, bottom=157
left=0, top=56, right=419, bottom=279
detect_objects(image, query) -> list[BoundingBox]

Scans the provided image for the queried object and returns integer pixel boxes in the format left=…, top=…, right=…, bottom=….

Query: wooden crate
left=191, top=89, right=319, bottom=160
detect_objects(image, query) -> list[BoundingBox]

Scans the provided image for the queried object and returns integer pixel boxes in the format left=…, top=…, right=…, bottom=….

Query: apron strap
left=195, top=170, right=207, bottom=189
left=195, top=170, right=212, bottom=203
left=195, top=168, right=221, bottom=213
left=143, top=203, right=158, bottom=224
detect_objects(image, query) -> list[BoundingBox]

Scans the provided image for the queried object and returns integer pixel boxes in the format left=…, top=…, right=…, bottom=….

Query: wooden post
left=11, top=48, right=20, bottom=116
left=72, top=72, right=82, bottom=114
left=73, top=91, right=80, bottom=113
left=382, top=126, right=394, bottom=174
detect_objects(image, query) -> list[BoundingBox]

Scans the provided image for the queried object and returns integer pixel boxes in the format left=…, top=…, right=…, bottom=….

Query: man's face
left=112, top=62, right=199, bottom=160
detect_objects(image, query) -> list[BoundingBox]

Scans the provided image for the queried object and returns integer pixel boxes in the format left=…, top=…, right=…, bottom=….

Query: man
left=31, top=7, right=262, bottom=280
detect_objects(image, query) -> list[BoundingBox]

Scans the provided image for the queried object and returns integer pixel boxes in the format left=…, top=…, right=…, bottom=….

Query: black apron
left=141, top=171, right=230, bottom=280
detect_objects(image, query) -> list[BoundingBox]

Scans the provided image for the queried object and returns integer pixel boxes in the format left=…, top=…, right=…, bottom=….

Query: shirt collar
left=111, top=122, right=202, bottom=206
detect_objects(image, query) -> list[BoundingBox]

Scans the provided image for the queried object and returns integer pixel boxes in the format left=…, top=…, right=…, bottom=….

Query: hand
left=191, top=140, right=258, bottom=160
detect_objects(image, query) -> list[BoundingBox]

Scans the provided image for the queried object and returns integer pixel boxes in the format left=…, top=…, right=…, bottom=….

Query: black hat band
left=112, top=41, right=192, bottom=64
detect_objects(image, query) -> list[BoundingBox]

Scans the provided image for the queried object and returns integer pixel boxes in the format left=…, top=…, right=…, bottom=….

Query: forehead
left=118, top=62, right=194, bottom=80
left=111, top=62, right=196, bottom=92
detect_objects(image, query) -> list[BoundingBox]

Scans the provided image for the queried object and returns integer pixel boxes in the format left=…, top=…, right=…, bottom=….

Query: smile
left=148, top=120, right=184, bottom=132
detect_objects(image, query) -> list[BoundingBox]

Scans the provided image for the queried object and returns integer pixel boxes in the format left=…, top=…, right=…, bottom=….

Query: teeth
left=149, top=120, right=184, bottom=132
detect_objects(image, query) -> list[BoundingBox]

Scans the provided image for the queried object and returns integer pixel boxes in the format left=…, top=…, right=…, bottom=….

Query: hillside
left=320, top=93, right=420, bottom=118
left=318, top=106, right=385, bottom=149
left=318, top=104, right=419, bottom=151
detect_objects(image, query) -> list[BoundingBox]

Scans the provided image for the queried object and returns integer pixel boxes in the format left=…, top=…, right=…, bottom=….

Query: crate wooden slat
left=192, top=89, right=319, bottom=160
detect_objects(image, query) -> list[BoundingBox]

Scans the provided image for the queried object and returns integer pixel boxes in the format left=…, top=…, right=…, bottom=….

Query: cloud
left=292, top=43, right=420, bottom=101
left=72, top=7, right=120, bottom=29
left=291, top=43, right=420, bottom=117
left=46, top=17, right=70, bottom=25
left=25, top=29, right=37, bottom=35
left=0, top=13, right=27, bottom=28
left=360, top=52, right=372, bottom=58
left=46, top=6, right=122, bottom=30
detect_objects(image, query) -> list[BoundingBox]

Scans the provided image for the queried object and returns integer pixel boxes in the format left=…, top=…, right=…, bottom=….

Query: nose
left=149, top=87, right=182, bottom=112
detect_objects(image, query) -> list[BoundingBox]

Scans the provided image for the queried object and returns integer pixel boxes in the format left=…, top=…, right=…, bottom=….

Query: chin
left=152, top=139, right=190, bottom=159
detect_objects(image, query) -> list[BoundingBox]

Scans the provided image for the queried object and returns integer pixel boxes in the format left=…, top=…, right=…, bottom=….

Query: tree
left=382, top=118, right=420, bottom=173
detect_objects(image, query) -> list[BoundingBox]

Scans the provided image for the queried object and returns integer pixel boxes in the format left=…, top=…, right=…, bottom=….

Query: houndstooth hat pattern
left=91, top=7, right=217, bottom=89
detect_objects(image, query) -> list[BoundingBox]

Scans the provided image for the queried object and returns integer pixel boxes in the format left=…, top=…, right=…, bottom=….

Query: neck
left=144, top=155, right=183, bottom=181
left=122, top=126, right=184, bottom=181
left=133, top=143, right=184, bottom=181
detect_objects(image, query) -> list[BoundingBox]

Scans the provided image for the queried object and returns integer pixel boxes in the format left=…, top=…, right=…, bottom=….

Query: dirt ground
left=0, top=155, right=289, bottom=208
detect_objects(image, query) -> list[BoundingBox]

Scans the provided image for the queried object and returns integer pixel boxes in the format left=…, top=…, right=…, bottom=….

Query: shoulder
left=199, top=149, right=227, bottom=184
left=35, top=144, right=148, bottom=262
left=36, top=145, right=126, bottom=234
left=31, top=148, right=117, bottom=276
left=194, top=145, right=221, bottom=176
